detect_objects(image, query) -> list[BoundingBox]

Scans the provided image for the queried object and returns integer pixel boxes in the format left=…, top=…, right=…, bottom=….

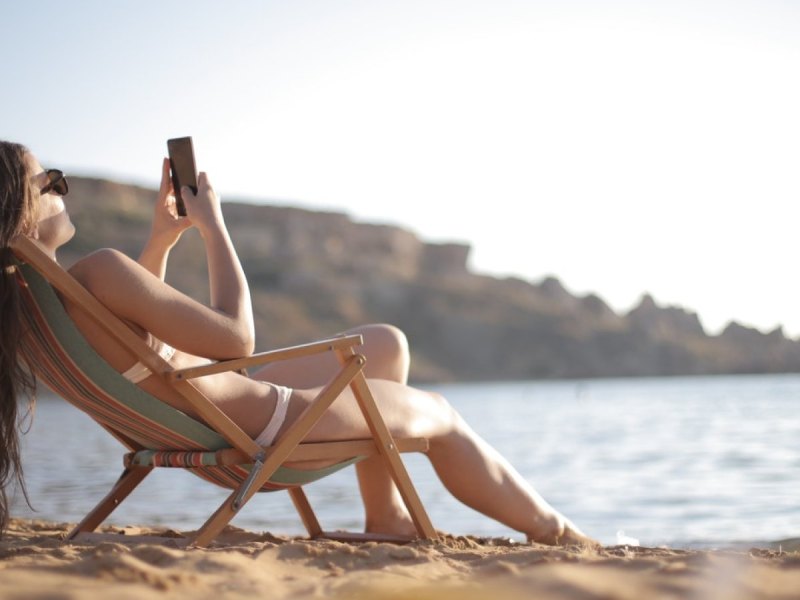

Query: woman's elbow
left=206, top=316, right=255, bottom=359
left=229, top=323, right=256, bottom=357
left=240, top=328, right=256, bottom=356
left=213, top=338, right=253, bottom=360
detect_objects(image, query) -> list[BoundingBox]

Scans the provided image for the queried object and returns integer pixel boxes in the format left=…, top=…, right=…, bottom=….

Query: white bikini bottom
left=255, top=384, right=293, bottom=447
left=123, top=346, right=291, bottom=447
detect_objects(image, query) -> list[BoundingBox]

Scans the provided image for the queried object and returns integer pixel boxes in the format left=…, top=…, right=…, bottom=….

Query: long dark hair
left=0, top=141, right=39, bottom=534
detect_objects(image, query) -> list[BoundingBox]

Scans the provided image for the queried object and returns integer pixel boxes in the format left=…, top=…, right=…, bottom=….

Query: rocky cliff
left=60, top=176, right=800, bottom=382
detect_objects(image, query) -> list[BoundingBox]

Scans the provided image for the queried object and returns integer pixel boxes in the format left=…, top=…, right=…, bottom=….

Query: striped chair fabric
left=16, top=261, right=358, bottom=492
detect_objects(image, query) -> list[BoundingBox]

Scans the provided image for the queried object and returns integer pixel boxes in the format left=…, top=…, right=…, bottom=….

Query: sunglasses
left=40, top=169, right=69, bottom=196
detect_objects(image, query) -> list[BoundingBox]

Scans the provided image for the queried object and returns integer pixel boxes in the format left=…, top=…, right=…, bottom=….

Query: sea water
left=11, top=374, right=800, bottom=548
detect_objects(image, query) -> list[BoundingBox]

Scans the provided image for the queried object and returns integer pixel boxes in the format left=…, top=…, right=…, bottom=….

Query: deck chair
left=10, top=235, right=437, bottom=547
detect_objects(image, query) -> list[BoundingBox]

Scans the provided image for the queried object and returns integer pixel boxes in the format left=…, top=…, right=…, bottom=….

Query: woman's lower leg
left=347, top=386, right=594, bottom=545
left=425, top=420, right=592, bottom=544
left=355, top=456, right=417, bottom=536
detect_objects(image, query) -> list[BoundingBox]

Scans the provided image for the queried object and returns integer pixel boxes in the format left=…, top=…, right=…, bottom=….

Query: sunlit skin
left=26, top=154, right=597, bottom=546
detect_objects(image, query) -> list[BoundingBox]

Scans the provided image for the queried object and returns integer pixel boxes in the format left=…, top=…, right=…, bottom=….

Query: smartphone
left=167, top=136, right=198, bottom=217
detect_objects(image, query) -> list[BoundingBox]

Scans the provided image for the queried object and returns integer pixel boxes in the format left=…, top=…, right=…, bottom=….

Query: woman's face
left=26, top=154, right=75, bottom=250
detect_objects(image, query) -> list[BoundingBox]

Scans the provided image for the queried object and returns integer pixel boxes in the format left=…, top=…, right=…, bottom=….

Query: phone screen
left=167, top=136, right=198, bottom=217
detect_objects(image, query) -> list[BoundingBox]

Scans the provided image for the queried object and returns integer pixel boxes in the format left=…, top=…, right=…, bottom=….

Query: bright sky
left=3, top=0, right=799, bottom=336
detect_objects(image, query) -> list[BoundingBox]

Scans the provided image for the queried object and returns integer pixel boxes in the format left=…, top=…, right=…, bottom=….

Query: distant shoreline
left=63, top=176, right=800, bottom=383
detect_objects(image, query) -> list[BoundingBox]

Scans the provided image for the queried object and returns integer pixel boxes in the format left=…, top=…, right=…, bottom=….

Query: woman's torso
left=62, top=260, right=275, bottom=438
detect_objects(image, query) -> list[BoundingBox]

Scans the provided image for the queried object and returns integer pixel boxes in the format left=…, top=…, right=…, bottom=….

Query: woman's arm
left=138, top=158, right=192, bottom=280
left=71, top=171, right=255, bottom=359
left=182, top=171, right=256, bottom=355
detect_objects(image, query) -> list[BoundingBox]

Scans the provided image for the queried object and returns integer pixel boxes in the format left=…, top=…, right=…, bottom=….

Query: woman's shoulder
left=68, top=248, right=137, bottom=287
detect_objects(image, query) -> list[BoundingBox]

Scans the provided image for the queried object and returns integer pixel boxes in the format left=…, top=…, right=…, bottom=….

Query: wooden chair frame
left=11, top=235, right=437, bottom=546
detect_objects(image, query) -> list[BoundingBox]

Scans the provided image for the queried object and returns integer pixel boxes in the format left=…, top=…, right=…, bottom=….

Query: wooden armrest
left=168, top=334, right=363, bottom=381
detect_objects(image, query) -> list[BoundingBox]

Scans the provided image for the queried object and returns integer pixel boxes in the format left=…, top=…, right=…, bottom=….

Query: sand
left=0, top=519, right=799, bottom=599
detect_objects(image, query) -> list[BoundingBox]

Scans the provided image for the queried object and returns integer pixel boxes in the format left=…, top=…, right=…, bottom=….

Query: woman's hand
left=150, top=157, right=193, bottom=246
left=137, top=158, right=194, bottom=279
left=178, top=171, right=225, bottom=238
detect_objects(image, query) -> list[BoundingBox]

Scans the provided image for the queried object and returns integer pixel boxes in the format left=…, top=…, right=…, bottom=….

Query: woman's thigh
left=250, top=347, right=341, bottom=389
left=251, top=324, right=409, bottom=388
left=283, top=379, right=453, bottom=444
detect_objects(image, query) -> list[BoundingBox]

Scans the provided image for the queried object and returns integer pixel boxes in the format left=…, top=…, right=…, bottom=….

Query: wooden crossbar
left=189, top=354, right=367, bottom=546
left=169, top=335, right=363, bottom=381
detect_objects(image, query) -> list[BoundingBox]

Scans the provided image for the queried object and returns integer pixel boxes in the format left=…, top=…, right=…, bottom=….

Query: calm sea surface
left=11, top=374, right=800, bottom=548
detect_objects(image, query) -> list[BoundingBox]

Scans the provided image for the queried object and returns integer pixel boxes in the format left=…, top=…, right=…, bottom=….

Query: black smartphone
left=167, top=136, right=198, bottom=217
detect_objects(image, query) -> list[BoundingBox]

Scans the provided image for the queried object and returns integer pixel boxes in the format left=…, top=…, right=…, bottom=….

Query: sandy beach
left=0, top=519, right=797, bottom=599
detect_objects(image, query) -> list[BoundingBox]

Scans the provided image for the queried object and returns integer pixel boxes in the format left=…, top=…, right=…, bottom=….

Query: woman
left=0, top=140, right=596, bottom=546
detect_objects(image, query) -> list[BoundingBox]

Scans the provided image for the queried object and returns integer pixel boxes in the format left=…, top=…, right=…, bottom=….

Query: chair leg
left=67, top=466, right=153, bottom=539
left=341, top=361, right=438, bottom=540
left=290, top=484, right=419, bottom=544
left=288, top=487, right=323, bottom=538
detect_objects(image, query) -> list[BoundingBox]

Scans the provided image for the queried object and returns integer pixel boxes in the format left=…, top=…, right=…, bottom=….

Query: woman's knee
left=353, top=323, right=410, bottom=382
left=372, top=323, right=410, bottom=360
left=416, top=390, right=461, bottom=436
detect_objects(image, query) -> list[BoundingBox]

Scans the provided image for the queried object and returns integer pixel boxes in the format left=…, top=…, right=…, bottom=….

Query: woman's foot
left=364, top=511, right=419, bottom=539
left=526, top=516, right=601, bottom=548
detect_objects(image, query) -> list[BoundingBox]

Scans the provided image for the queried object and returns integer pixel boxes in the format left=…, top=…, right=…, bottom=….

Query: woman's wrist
left=194, top=213, right=227, bottom=241
left=148, top=226, right=182, bottom=249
